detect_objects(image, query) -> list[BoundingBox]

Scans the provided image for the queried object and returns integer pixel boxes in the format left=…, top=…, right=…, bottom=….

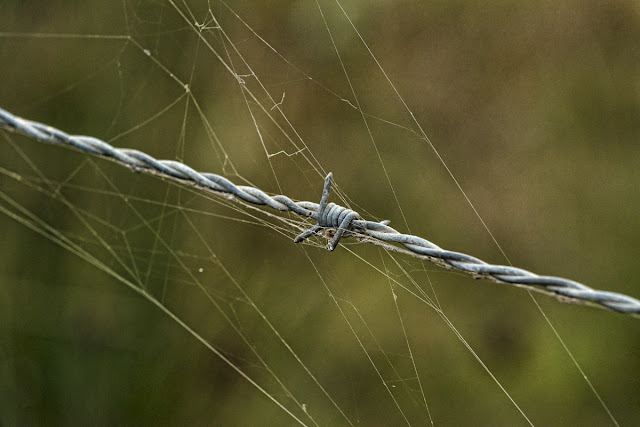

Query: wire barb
left=294, top=172, right=360, bottom=251
left=1, top=106, right=640, bottom=317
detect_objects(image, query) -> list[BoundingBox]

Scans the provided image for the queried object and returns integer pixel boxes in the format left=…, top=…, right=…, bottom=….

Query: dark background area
left=1, top=0, right=639, bottom=425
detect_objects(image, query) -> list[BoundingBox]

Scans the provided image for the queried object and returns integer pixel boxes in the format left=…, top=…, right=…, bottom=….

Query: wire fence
left=2, top=106, right=639, bottom=317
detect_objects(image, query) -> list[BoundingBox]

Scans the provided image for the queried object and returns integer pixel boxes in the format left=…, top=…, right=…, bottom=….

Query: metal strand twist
left=294, top=173, right=361, bottom=251
left=1, top=107, right=639, bottom=316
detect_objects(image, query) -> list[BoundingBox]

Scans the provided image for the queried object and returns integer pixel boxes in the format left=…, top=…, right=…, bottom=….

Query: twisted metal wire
left=294, top=173, right=362, bottom=251
left=1, top=106, right=639, bottom=317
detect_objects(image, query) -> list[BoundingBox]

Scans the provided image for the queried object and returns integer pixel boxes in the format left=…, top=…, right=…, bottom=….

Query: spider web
left=1, top=1, right=639, bottom=425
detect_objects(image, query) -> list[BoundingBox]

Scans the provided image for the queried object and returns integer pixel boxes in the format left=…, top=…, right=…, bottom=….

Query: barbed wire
left=1, top=106, right=639, bottom=317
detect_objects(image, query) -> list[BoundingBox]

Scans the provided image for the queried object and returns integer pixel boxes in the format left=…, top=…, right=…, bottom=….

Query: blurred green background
left=1, top=0, right=639, bottom=425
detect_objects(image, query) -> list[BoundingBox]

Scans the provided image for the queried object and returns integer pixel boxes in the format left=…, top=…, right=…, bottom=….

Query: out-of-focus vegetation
left=1, top=1, right=639, bottom=425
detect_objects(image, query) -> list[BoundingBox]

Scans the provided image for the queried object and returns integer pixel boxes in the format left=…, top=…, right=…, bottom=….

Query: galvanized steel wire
left=1, top=106, right=639, bottom=317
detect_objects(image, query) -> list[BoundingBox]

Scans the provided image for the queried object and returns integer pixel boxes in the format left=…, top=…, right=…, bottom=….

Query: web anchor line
left=1, top=106, right=639, bottom=316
